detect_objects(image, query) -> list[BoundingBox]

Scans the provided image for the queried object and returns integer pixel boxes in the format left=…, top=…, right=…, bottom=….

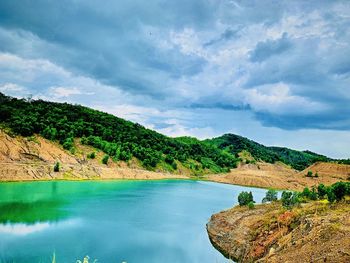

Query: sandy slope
left=207, top=161, right=350, bottom=191
left=0, top=130, right=187, bottom=181
left=1, top=129, right=349, bottom=188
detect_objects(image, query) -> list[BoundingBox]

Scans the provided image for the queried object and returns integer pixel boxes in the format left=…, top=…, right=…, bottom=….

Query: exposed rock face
left=207, top=202, right=350, bottom=263
left=0, top=130, right=187, bottom=181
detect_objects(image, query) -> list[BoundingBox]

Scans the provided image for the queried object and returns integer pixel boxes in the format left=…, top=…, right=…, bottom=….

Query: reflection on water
left=0, top=180, right=267, bottom=262
left=0, top=200, right=67, bottom=224
left=0, top=219, right=80, bottom=235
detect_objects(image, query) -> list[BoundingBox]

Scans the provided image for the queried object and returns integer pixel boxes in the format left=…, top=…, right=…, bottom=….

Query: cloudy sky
left=0, top=0, right=350, bottom=158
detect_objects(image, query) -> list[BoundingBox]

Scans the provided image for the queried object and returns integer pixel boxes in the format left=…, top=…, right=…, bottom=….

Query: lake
left=0, top=180, right=267, bottom=263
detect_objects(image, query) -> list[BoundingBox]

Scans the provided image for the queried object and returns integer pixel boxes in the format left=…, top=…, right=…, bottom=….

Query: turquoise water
left=0, top=180, right=267, bottom=262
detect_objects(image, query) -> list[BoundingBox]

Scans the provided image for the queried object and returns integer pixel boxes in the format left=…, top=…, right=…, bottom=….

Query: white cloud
left=243, top=83, right=328, bottom=115
left=0, top=82, right=30, bottom=98
left=49, top=86, right=94, bottom=98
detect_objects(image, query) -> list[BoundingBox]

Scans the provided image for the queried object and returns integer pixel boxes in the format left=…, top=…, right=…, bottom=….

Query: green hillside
left=0, top=93, right=337, bottom=173
left=205, top=134, right=331, bottom=170
left=0, top=93, right=237, bottom=174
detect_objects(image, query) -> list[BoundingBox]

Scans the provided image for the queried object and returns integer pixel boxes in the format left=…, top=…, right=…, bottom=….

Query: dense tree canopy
left=206, top=134, right=332, bottom=170
left=0, top=93, right=237, bottom=174
left=0, top=93, right=341, bottom=173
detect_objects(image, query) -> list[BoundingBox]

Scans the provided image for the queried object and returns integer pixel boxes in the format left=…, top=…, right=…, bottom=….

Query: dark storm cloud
left=0, top=0, right=349, bottom=135
left=0, top=0, right=214, bottom=97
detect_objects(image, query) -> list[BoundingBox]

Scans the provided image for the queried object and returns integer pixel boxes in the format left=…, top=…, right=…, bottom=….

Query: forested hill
left=205, top=134, right=332, bottom=170
left=0, top=93, right=237, bottom=174
left=0, top=93, right=336, bottom=173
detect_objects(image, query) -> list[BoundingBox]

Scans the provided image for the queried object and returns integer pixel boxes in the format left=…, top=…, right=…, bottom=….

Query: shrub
left=238, top=191, right=254, bottom=206
left=306, top=170, right=313, bottom=177
left=317, top=184, right=327, bottom=199
left=281, top=191, right=300, bottom=209
left=171, top=161, right=177, bottom=170
left=326, top=187, right=336, bottom=203
left=87, top=152, right=96, bottom=159
left=102, top=155, right=109, bottom=165
left=309, top=187, right=318, bottom=200
left=248, top=201, right=255, bottom=209
left=331, top=182, right=347, bottom=201
left=62, top=137, right=74, bottom=150
left=54, top=162, right=60, bottom=172
left=165, top=155, right=175, bottom=164
left=301, top=187, right=317, bottom=200
left=314, top=172, right=319, bottom=178
left=262, top=189, right=278, bottom=203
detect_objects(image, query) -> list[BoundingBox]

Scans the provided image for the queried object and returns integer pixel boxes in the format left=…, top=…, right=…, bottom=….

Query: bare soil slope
left=207, top=161, right=350, bottom=191
left=207, top=201, right=350, bottom=263
left=0, top=130, right=187, bottom=181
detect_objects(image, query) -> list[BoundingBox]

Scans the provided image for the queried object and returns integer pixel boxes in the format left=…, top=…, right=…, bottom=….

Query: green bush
left=281, top=191, right=300, bottom=209
left=238, top=191, right=254, bottom=206
left=165, top=155, right=174, bottom=164
left=87, top=152, right=96, bottom=159
left=54, top=162, right=60, bottom=172
left=326, top=187, right=336, bottom=203
left=62, top=137, right=74, bottom=150
left=171, top=161, right=177, bottom=170
left=300, top=187, right=317, bottom=201
left=248, top=201, right=255, bottom=209
left=102, top=155, right=109, bottom=165
left=306, top=170, right=313, bottom=177
left=317, top=184, right=327, bottom=199
left=331, top=182, right=347, bottom=201
left=262, top=189, right=278, bottom=203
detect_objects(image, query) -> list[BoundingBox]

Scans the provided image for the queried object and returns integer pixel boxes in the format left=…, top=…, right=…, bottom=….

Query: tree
left=171, top=161, right=177, bottom=170
left=262, top=189, right=278, bottom=203
left=281, top=191, right=299, bottom=209
left=42, top=127, right=57, bottom=140
left=63, top=137, right=74, bottom=150
left=317, top=184, right=327, bottom=199
left=102, top=155, right=109, bottom=165
left=165, top=155, right=175, bottom=164
left=306, top=170, right=313, bottom=177
left=248, top=201, right=255, bottom=209
left=54, top=162, right=60, bottom=172
left=332, top=182, right=347, bottom=201
left=326, top=187, right=336, bottom=203
left=87, top=152, right=96, bottom=159
left=238, top=191, right=254, bottom=206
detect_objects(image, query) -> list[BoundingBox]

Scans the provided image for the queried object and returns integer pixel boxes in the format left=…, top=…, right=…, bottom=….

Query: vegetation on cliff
left=209, top=182, right=350, bottom=262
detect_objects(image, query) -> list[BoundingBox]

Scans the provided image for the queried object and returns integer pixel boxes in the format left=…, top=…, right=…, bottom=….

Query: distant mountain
left=205, top=134, right=332, bottom=170
left=0, top=92, right=336, bottom=173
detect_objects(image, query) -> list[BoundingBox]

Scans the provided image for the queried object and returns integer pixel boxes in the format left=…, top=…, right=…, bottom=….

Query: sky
left=0, top=0, right=349, bottom=158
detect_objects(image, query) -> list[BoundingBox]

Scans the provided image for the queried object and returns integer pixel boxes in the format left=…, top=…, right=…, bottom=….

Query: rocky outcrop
left=207, top=201, right=350, bottom=263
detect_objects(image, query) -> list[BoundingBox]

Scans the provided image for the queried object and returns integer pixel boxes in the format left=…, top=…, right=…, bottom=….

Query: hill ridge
left=0, top=92, right=345, bottom=174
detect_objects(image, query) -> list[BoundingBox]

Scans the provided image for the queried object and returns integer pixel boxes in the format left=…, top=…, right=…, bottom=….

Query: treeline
left=0, top=93, right=237, bottom=173
left=206, top=134, right=331, bottom=170
left=238, top=181, right=350, bottom=209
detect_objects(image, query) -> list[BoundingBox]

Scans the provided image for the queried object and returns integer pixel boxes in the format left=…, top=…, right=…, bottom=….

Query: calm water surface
left=0, top=180, right=267, bottom=263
